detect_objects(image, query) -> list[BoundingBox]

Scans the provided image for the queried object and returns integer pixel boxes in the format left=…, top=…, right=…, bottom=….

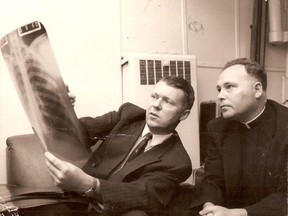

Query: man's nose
left=152, top=98, right=162, bottom=109
left=217, top=90, right=225, bottom=101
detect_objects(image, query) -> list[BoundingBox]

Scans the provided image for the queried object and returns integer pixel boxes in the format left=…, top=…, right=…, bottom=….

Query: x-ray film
left=0, top=21, right=91, bottom=166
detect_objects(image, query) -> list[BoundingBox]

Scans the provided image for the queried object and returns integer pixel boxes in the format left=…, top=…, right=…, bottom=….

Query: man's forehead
left=153, top=81, right=185, bottom=99
left=153, top=81, right=170, bottom=90
left=217, top=65, right=247, bottom=83
left=222, top=64, right=246, bottom=75
left=154, top=81, right=180, bottom=92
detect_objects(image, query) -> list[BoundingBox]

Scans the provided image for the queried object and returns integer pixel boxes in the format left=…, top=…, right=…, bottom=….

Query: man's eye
left=226, top=84, right=234, bottom=89
left=151, top=94, right=157, bottom=100
left=164, top=99, right=173, bottom=105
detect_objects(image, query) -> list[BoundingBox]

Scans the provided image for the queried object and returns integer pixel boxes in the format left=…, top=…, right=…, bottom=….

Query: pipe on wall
left=234, top=0, right=240, bottom=58
left=268, top=0, right=288, bottom=106
left=286, top=45, right=288, bottom=77
left=283, top=45, right=288, bottom=106
left=268, top=0, right=284, bottom=43
left=181, top=0, right=188, bottom=55
left=284, top=45, right=288, bottom=106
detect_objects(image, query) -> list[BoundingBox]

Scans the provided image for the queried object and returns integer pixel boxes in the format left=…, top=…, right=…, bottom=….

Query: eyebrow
left=154, top=92, right=176, bottom=104
left=218, top=81, right=237, bottom=86
left=216, top=81, right=238, bottom=89
left=161, top=95, right=173, bottom=102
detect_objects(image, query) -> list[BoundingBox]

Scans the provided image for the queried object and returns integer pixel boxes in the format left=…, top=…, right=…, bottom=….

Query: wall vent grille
left=139, top=59, right=191, bottom=85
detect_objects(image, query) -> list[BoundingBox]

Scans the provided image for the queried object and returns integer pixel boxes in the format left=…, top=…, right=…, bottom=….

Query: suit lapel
left=96, top=121, right=145, bottom=177
left=109, top=136, right=174, bottom=182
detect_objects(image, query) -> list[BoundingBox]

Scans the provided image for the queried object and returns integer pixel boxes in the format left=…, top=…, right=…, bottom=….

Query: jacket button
left=92, top=162, right=96, bottom=168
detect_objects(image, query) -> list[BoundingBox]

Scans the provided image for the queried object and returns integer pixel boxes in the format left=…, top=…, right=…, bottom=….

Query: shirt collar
left=241, top=106, right=266, bottom=129
left=142, top=124, right=172, bottom=149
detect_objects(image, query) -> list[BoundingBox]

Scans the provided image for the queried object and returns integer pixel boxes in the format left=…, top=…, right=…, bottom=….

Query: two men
left=187, top=58, right=287, bottom=216
left=44, top=76, right=195, bottom=215
left=44, top=57, right=287, bottom=216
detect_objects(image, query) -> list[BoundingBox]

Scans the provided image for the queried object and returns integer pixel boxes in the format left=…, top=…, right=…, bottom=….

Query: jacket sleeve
left=78, top=103, right=144, bottom=145
left=189, top=120, right=224, bottom=211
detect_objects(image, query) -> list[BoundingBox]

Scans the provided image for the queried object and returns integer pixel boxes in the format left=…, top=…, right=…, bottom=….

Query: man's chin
left=222, top=113, right=234, bottom=120
left=146, top=121, right=159, bottom=129
left=146, top=122, right=162, bottom=132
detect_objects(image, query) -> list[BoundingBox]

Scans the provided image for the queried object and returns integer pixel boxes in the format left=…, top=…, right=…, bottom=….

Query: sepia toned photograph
left=0, top=1, right=287, bottom=216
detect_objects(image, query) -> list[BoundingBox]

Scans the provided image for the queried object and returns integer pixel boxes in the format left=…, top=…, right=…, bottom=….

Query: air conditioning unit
left=121, top=53, right=200, bottom=183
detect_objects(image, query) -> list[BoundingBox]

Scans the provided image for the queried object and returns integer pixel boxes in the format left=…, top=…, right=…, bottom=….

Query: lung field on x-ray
left=26, top=57, right=75, bottom=135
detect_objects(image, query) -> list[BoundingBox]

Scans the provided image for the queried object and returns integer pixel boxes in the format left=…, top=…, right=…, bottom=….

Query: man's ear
left=254, top=82, right=263, bottom=99
left=180, top=109, right=190, bottom=121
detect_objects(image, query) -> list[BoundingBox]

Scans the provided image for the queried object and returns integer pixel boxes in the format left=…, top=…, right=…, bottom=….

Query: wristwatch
left=82, top=177, right=98, bottom=198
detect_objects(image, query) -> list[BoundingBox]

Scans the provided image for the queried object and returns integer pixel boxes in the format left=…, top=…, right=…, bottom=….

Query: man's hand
left=199, top=204, right=248, bottom=216
left=200, top=202, right=215, bottom=216
left=66, top=85, right=76, bottom=107
left=45, top=152, right=92, bottom=193
left=68, top=92, right=76, bottom=107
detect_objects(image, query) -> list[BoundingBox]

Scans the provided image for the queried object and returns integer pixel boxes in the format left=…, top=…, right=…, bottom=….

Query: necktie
left=127, top=133, right=152, bottom=163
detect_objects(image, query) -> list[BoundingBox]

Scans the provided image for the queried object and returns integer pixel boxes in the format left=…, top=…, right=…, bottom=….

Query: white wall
left=121, top=0, right=183, bottom=54
left=187, top=0, right=286, bottom=103
left=0, top=0, right=121, bottom=184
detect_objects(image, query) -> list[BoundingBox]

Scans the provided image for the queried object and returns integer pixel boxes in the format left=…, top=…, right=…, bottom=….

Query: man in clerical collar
left=185, top=58, right=287, bottom=216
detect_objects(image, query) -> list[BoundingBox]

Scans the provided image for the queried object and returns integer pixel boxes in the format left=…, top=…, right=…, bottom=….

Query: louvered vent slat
left=139, top=59, right=191, bottom=85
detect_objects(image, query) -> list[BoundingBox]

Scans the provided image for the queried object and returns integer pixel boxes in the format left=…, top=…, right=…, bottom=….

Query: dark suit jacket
left=189, top=100, right=287, bottom=216
left=80, top=103, right=192, bottom=215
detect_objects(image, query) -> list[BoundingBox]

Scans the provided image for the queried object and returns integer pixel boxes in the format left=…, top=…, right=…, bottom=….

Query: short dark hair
left=159, top=76, right=195, bottom=110
left=224, top=58, right=267, bottom=91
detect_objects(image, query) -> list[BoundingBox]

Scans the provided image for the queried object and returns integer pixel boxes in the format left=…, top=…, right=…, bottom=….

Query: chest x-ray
left=0, top=21, right=91, bottom=166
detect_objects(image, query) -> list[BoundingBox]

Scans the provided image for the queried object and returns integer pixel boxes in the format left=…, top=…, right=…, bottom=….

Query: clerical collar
left=241, top=106, right=266, bottom=129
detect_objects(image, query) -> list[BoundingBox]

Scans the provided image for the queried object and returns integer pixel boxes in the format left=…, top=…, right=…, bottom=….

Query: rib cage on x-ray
left=0, top=21, right=91, bottom=166
left=26, top=58, right=76, bottom=135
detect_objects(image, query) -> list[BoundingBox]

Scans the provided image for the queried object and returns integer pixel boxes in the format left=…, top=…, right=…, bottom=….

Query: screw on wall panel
left=188, top=21, right=204, bottom=32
